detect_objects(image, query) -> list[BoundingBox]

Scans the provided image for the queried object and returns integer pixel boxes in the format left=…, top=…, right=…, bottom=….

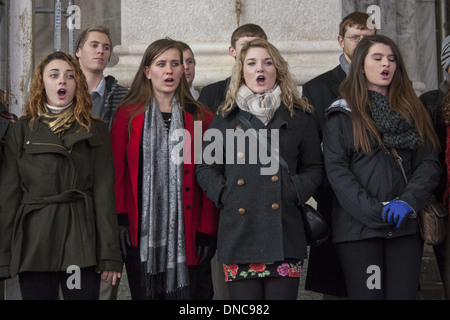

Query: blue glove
left=382, top=199, right=414, bottom=228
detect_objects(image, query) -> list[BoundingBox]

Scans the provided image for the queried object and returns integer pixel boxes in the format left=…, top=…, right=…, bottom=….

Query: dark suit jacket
left=198, top=77, right=230, bottom=113
left=301, top=65, right=348, bottom=297
left=302, top=65, right=346, bottom=140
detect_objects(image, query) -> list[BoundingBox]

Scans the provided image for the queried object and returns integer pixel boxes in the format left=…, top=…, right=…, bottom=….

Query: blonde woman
left=196, top=39, right=323, bottom=300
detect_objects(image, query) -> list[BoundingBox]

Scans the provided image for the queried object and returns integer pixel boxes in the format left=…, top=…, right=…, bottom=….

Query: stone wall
left=106, top=0, right=343, bottom=89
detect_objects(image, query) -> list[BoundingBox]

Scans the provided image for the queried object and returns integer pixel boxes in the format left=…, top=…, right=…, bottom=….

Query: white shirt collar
left=92, top=77, right=106, bottom=97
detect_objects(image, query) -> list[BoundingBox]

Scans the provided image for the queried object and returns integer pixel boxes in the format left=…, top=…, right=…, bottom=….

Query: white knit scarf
left=236, top=84, right=282, bottom=125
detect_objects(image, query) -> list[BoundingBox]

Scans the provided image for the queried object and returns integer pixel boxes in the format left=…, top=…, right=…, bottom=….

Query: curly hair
left=219, top=38, right=312, bottom=117
left=21, top=51, right=94, bottom=131
left=440, top=82, right=450, bottom=125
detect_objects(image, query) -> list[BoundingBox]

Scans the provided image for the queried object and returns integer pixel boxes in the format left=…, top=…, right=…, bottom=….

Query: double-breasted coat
left=195, top=104, right=324, bottom=265
left=0, top=118, right=122, bottom=279
left=110, top=104, right=219, bottom=266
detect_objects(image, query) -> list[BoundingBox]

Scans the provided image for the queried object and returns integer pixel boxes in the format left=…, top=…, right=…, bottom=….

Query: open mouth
left=57, top=89, right=67, bottom=98
left=165, top=78, right=175, bottom=84
left=256, top=75, right=266, bottom=84
left=381, top=70, right=390, bottom=79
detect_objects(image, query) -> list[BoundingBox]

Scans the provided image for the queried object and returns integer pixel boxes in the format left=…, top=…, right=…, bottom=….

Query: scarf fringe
left=140, top=268, right=190, bottom=300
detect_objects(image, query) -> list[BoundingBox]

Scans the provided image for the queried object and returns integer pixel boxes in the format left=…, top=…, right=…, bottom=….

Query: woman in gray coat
left=0, top=51, right=122, bottom=300
left=195, top=39, right=323, bottom=300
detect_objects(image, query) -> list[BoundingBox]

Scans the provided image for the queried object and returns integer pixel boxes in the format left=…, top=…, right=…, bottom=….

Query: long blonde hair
left=219, top=38, right=312, bottom=116
left=21, top=51, right=93, bottom=131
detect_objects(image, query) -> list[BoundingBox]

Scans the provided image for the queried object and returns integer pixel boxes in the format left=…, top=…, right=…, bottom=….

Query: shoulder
left=419, top=89, right=441, bottom=106
left=303, top=70, right=334, bottom=88
left=105, top=76, right=129, bottom=94
left=200, top=78, right=229, bottom=94
left=303, top=65, right=342, bottom=89
left=325, top=99, right=351, bottom=117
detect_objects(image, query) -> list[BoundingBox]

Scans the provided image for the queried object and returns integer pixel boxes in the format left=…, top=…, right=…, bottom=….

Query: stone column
left=8, top=0, right=33, bottom=117
left=396, top=0, right=424, bottom=93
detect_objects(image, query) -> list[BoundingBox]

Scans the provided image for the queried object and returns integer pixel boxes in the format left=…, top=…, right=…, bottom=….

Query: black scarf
left=369, top=90, right=422, bottom=150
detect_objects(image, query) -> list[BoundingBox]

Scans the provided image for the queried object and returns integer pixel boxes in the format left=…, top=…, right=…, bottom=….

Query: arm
left=0, top=123, right=23, bottom=278
left=110, top=107, right=130, bottom=216
left=397, top=144, right=442, bottom=212
left=93, top=121, right=122, bottom=273
left=323, top=112, right=386, bottom=228
left=195, top=115, right=226, bottom=208
left=290, top=113, right=324, bottom=205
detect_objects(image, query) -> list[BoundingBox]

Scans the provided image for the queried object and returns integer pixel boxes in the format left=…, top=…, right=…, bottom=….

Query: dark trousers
left=227, top=277, right=300, bottom=300
left=433, top=236, right=450, bottom=299
left=335, top=233, right=423, bottom=300
left=18, top=266, right=100, bottom=300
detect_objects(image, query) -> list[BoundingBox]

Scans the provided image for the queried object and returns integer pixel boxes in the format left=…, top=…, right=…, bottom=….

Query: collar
left=92, top=77, right=106, bottom=97
left=339, top=53, right=350, bottom=76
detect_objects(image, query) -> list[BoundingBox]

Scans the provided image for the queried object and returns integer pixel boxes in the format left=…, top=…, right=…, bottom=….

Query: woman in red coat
left=110, top=38, right=218, bottom=300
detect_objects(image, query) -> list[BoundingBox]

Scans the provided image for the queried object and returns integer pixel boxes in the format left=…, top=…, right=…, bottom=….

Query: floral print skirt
left=223, top=259, right=303, bottom=282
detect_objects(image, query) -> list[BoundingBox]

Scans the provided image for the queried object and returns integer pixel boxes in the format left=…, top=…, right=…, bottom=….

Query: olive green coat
left=0, top=118, right=122, bottom=278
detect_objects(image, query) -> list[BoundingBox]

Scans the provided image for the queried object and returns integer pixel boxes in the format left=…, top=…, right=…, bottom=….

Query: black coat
left=198, top=78, right=230, bottom=113
left=195, top=104, right=323, bottom=264
left=419, top=89, right=446, bottom=202
left=324, top=100, right=442, bottom=243
left=301, top=65, right=348, bottom=297
left=302, top=65, right=346, bottom=139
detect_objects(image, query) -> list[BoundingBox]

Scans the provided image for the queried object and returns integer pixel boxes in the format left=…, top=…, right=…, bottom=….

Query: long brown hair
left=339, top=35, right=440, bottom=154
left=118, top=38, right=205, bottom=134
left=219, top=38, right=312, bottom=116
left=21, top=51, right=93, bottom=131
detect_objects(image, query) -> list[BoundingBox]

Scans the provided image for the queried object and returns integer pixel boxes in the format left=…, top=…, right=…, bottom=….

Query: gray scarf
left=140, top=96, right=189, bottom=299
left=369, top=90, right=423, bottom=150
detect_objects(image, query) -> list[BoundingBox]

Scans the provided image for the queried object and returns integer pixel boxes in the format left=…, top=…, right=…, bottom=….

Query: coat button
left=272, top=203, right=279, bottom=210
left=185, top=187, right=190, bottom=191
left=238, top=208, right=246, bottom=215
left=186, top=205, right=191, bottom=210
left=271, top=175, right=279, bottom=182
left=237, top=152, right=244, bottom=159
left=237, top=179, right=245, bottom=186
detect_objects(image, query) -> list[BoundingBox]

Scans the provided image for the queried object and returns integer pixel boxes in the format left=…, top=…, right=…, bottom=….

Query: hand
left=382, top=199, right=414, bottom=228
left=196, top=245, right=215, bottom=265
left=119, top=225, right=131, bottom=261
left=101, top=271, right=122, bottom=286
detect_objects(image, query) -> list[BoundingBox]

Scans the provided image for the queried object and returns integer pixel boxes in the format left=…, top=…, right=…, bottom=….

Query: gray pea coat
left=195, top=104, right=323, bottom=264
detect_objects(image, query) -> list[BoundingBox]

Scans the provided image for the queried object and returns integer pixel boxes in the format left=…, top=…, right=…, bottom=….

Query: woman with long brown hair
left=0, top=51, right=122, bottom=300
left=110, top=38, right=218, bottom=300
left=323, top=35, right=441, bottom=299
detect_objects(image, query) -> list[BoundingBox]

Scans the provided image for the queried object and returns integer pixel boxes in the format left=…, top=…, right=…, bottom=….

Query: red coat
left=110, top=104, right=219, bottom=265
